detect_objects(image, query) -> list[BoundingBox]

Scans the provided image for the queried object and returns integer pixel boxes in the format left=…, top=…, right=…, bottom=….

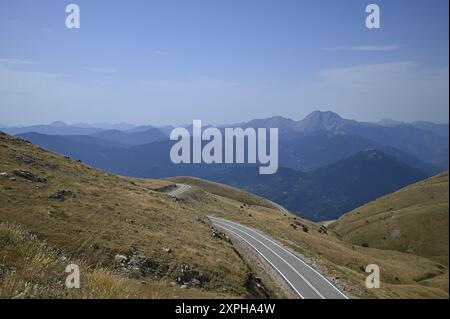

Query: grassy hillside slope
left=0, top=131, right=267, bottom=298
left=1, top=131, right=448, bottom=299
left=330, top=172, right=449, bottom=263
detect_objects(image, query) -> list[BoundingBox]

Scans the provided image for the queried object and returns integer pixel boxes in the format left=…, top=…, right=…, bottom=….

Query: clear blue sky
left=0, top=0, right=448, bottom=126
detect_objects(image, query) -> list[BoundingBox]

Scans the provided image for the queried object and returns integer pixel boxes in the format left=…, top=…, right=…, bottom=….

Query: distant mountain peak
left=305, top=110, right=343, bottom=120
left=49, top=121, right=68, bottom=127
left=265, top=115, right=293, bottom=121
left=237, top=116, right=298, bottom=134
left=248, top=115, right=296, bottom=125
left=298, top=110, right=347, bottom=132
left=244, top=115, right=295, bottom=123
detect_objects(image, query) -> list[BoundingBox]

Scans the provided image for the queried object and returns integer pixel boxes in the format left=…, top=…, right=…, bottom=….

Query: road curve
left=208, top=216, right=348, bottom=299
left=164, top=183, right=347, bottom=299
left=269, top=200, right=290, bottom=215
left=166, top=184, right=191, bottom=197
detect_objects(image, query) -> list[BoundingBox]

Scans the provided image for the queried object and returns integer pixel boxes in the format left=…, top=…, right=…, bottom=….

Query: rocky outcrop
left=13, top=170, right=47, bottom=183
left=210, top=227, right=230, bottom=241
left=114, top=254, right=159, bottom=278
left=48, top=189, right=74, bottom=201
left=172, top=264, right=209, bottom=288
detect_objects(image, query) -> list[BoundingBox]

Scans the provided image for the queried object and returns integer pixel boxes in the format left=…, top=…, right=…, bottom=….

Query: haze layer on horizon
left=0, top=0, right=448, bottom=126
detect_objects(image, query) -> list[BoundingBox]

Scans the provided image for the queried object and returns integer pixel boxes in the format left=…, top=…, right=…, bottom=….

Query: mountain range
left=233, top=111, right=448, bottom=169
left=5, top=110, right=449, bottom=220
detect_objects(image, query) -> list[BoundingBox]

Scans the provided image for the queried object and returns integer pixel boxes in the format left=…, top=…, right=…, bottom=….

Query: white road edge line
left=213, top=223, right=305, bottom=299
left=211, top=216, right=348, bottom=299
left=213, top=219, right=325, bottom=299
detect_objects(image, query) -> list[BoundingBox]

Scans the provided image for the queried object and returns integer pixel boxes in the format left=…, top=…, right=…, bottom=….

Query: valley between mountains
left=0, top=131, right=448, bottom=299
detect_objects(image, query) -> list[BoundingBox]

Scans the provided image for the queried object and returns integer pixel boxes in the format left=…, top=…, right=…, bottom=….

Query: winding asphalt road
left=165, top=183, right=348, bottom=299
left=208, top=217, right=348, bottom=299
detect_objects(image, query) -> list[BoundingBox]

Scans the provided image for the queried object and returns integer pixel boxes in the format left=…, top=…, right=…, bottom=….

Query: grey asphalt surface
left=166, top=183, right=191, bottom=197
left=208, top=216, right=348, bottom=299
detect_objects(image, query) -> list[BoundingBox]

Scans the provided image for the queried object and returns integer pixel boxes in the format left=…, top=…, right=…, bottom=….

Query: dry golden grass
left=327, top=172, right=449, bottom=298
left=0, top=222, right=231, bottom=299
left=330, top=172, right=449, bottom=262
left=0, top=132, right=252, bottom=298
left=1, top=131, right=448, bottom=299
